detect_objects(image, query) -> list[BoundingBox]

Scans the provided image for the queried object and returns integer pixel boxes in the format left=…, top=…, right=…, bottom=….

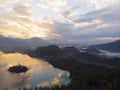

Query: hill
left=0, top=35, right=49, bottom=53
left=31, top=45, right=61, bottom=58
left=90, top=40, right=120, bottom=52
left=30, top=45, right=80, bottom=58
left=0, top=35, right=49, bottom=47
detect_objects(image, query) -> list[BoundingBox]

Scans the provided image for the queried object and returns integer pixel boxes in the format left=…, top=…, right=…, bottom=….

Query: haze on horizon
left=0, top=0, right=120, bottom=44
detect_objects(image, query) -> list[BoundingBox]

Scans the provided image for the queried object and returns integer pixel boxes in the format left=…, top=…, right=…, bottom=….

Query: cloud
left=57, top=5, right=80, bottom=22
left=0, top=2, right=32, bottom=38
left=36, top=3, right=120, bottom=44
left=0, top=0, right=30, bottom=10
left=0, top=0, right=120, bottom=44
left=0, top=2, right=50, bottom=39
left=0, top=12, right=32, bottom=38
left=0, top=0, right=18, bottom=6
left=99, top=50, right=120, bottom=58
left=13, top=3, right=32, bottom=17
left=37, top=0, right=67, bottom=9
left=96, top=37, right=120, bottom=41
left=76, top=0, right=120, bottom=9
left=37, top=18, right=73, bottom=39
left=37, top=0, right=70, bottom=22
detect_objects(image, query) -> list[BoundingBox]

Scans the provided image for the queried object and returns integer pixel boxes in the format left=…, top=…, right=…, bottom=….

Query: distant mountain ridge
left=0, top=35, right=49, bottom=47
left=90, top=40, right=120, bottom=52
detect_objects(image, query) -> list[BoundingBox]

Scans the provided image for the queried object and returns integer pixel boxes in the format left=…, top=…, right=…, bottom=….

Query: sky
left=0, top=0, right=120, bottom=44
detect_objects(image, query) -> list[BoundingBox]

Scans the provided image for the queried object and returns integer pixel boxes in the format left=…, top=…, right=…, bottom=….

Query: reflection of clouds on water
left=0, top=53, right=70, bottom=89
left=0, top=63, right=7, bottom=69
left=12, top=73, right=31, bottom=89
left=0, top=51, right=3, bottom=54
left=0, top=69, right=15, bottom=88
left=37, top=72, right=70, bottom=87
left=0, top=67, right=32, bottom=89
left=0, top=53, right=42, bottom=68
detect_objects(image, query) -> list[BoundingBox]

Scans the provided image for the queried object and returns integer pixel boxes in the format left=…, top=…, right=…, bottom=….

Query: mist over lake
left=99, top=50, right=120, bottom=58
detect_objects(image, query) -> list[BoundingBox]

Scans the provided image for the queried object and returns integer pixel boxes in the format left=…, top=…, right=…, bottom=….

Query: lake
left=0, top=53, right=70, bottom=90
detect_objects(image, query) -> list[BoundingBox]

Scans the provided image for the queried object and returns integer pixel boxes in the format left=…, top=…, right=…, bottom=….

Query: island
left=8, top=63, right=28, bottom=73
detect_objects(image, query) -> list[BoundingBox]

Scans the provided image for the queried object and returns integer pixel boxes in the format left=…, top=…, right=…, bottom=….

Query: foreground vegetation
left=46, top=56, right=120, bottom=90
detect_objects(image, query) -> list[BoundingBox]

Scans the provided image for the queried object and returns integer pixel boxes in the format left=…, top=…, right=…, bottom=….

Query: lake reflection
left=0, top=53, right=70, bottom=89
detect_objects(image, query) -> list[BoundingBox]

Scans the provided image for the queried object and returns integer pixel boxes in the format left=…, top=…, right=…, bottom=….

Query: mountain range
left=0, top=35, right=49, bottom=47
left=90, top=40, right=120, bottom=52
left=0, top=34, right=120, bottom=53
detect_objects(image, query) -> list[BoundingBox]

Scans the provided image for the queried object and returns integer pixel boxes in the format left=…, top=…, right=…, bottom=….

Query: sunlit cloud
left=76, top=0, right=120, bottom=9
left=37, top=0, right=67, bottom=9
left=0, top=2, right=50, bottom=39
left=57, top=6, right=80, bottom=22
left=95, top=37, right=120, bottom=41
left=36, top=0, right=70, bottom=22
left=0, top=0, right=120, bottom=44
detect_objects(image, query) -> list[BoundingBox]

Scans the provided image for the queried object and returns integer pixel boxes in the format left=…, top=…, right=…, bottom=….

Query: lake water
left=0, top=53, right=70, bottom=90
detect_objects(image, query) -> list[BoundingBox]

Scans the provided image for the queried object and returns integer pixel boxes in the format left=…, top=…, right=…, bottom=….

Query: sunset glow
left=0, top=0, right=120, bottom=44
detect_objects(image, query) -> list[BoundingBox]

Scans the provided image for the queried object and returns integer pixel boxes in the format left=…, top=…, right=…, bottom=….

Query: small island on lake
left=8, top=63, right=28, bottom=73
